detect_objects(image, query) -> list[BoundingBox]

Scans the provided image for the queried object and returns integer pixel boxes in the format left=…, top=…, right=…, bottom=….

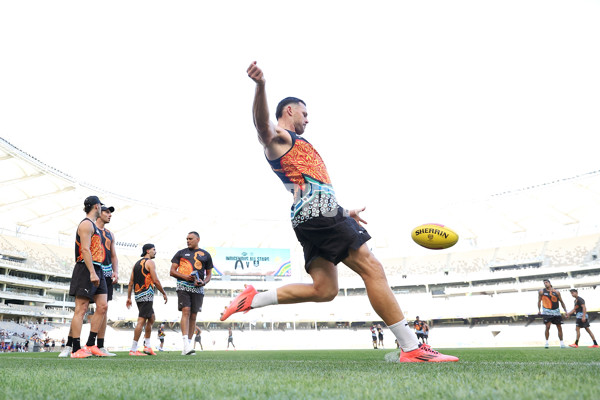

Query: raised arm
left=247, top=61, right=277, bottom=147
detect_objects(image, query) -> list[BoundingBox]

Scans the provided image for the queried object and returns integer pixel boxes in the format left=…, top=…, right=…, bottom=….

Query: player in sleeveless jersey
left=94, top=205, right=118, bottom=356
left=170, top=232, right=213, bottom=355
left=414, top=317, right=426, bottom=344
left=220, top=61, right=458, bottom=362
left=565, top=289, right=599, bottom=348
left=126, top=244, right=168, bottom=356
left=537, top=279, right=568, bottom=348
left=65, top=196, right=109, bottom=358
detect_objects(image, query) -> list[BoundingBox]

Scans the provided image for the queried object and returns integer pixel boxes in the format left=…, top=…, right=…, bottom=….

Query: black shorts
left=159, top=337, right=165, bottom=343
left=137, top=301, right=154, bottom=319
left=69, top=263, right=108, bottom=301
left=294, top=207, right=371, bottom=272
left=378, top=334, right=383, bottom=340
left=195, top=335, right=202, bottom=343
left=177, top=291, right=204, bottom=313
left=105, top=276, right=113, bottom=302
left=576, top=318, right=590, bottom=328
left=372, top=336, right=377, bottom=342
left=543, top=315, right=563, bottom=325
left=416, top=332, right=425, bottom=339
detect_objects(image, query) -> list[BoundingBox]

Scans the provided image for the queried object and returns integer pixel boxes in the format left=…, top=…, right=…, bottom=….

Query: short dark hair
left=188, top=231, right=200, bottom=238
left=570, top=288, right=578, bottom=293
left=275, top=97, right=306, bottom=120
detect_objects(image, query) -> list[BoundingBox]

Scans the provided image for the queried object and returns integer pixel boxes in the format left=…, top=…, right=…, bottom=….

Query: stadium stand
left=2, top=137, right=600, bottom=349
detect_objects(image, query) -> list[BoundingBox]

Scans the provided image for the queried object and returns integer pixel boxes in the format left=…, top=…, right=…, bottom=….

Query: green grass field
left=1, top=347, right=599, bottom=400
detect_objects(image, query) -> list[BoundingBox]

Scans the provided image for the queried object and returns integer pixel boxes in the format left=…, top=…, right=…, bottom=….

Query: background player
left=537, top=279, right=568, bottom=348
left=170, top=232, right=213, bottom=355
left=565, top=289, right=599, bottom=348
left=193, top=325, right=203, bottom=351
left=158, top=322, right=166, bottom=351
left=370, top=324, right=378, bottom=349
left=126, top=244, right=167, bottom=356
left=95, top=205, right=118, bottom=356
left=66, top=196, right=109, bottom=358
left=414, top=316, right=426, bottom=344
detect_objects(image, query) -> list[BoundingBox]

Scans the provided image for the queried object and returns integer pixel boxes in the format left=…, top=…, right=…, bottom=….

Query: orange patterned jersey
left=171, top=247, right=213, bottom=294
left=267, top=130, right=339, bottom=227
left=133, top=258, right=154, bottom=302
left=75, top=218, right=104, bottom=264
left=541, top=288, right=560, bottom=310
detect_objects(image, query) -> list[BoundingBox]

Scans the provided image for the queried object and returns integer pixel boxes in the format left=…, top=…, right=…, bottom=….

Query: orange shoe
left=70, top=348, right=92, bottom=358
left=399, top=344, right=459, bottom=362
left=220, top=285, right=258, bottom=321
left=589, top=345, right=599, bottom=348
left=84, top=345, right=107, bottom=357
left=143, top=346, right=156, bottom=355
left=569, top=344, right=579, bottom=348
left=129, top=350, right=148, bottom=356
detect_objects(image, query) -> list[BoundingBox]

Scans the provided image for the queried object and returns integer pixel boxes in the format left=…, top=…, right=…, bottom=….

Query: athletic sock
left=131, top=341, right=138, bottom=352
left=251, top=289, right=278, bottom=309
left=86, top=332, right=97, bottom=347
left=575, top=339, right=579, bottom=345
left=144, top=338, right=151, bottom=347
left=593, top=340, right=597, bottom=345
left=182, top=335, right=188, bottom=347
left=72, top=338, right=81, bottom=352
left=388, top=319, right=420, bottom=352
left=97, top=338, right=104, bottom=348
left=560, top=340, right=565, bottom=346
left=66, top=336, right=73, bottom=347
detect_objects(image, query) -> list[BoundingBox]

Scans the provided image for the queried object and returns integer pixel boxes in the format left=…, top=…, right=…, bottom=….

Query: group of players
left=371, top=317, right=429, bottom=349
left=538, top=279, right=598, bottom=348
left=58, top=195, right=215, bottom=358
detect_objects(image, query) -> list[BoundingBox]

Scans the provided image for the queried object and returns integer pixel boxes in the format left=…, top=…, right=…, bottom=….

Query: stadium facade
left=1, top=137, right=599, bottom=348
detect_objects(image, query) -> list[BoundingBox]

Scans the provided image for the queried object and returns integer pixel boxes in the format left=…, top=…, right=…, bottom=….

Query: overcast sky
left=1, top=0, right=599, bottom=237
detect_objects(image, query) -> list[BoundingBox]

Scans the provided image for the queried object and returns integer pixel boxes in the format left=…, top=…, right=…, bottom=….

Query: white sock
left=144, top=338, right=151, bottom=347
left=560, top=340, right=565, bottom=346
left=545, top=340, right=549, bottom=346
left=388, top=319, right=420, bottom=352
left=182, top=335, right=188, bottom=346
left=251, top=289, right=278, bottom=309
left=131, top=341, right=138, bottom=352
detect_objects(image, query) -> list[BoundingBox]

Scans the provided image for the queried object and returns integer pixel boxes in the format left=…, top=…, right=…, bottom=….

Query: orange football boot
left=70, top=348, right=92, bottom=358
left=589, top=345, right=599, bottom=348
left=84, top=345, right=107, bottom=357
left=399, top=344, right=459, bottom=362
left=129, top=350, right=148, bottom=356
left=143, top=346, right=157, bottom=355
left=220, top=285, right=258, bottom=321
left=569, top=344, right=579, bottom=348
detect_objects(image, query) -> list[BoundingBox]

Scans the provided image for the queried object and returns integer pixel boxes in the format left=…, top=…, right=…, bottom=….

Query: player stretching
left=220, top=62, right=458, bottom=362
left=414, top=317, right=426, bottom=344
left=565, top=289, right=599, bottom=348
left=538, top=279, right=568, bottom=348
left=126, top=244, right=168, bottom=356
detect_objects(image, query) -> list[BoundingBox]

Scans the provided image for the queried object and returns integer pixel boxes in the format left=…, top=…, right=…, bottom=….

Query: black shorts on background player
left=105, top=277, right=113, bottom=301
left=177, top=291, right=204, bottom=313
left=542, top=315, right=563, bottom=325
left=576, top=318, right=590, bottom=328
left=294, top=207, right=371, bottom=272
left=137, top=302, right=154, bottom=319
left=69, top=262, right=108, bottom=301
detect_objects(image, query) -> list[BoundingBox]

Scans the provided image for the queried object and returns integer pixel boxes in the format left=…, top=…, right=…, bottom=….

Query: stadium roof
left=1, top=136, right=600, bottom=256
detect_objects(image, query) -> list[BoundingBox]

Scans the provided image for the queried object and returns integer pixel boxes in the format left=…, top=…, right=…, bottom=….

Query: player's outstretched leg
left=220, top=285, right=258, bottom=321
left=343, top=244, right=458, bottom=363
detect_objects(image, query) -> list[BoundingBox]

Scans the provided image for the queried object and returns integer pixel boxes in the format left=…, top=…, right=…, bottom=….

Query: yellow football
left=411, top=223, right=459, bottom=250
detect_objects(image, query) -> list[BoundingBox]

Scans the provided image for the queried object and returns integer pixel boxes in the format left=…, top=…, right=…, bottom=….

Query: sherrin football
left=411, top=223, right=459, bottom=250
